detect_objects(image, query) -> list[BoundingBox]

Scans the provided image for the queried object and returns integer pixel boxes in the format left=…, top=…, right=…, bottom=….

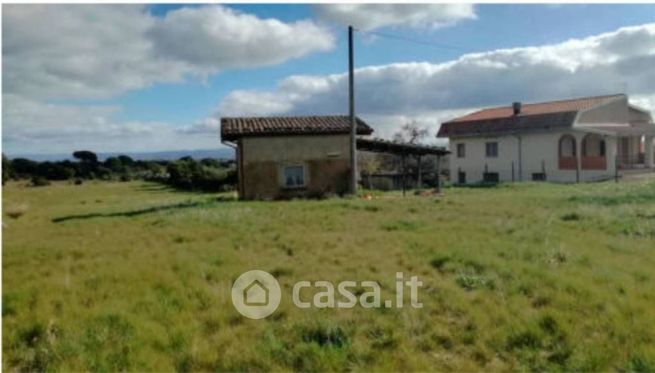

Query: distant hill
left=7, top=148, right=235, bottom=162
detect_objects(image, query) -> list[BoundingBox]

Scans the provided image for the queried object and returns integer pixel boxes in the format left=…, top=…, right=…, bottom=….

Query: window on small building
left=483, top=172, right=499, bottom=183
left=284, top=165, right=305, bottom=188
left=485, top=142, right=498, bottom=157
left=458, top=171, right=466, bottom=184
left=457, top=143, right=465, bottom=158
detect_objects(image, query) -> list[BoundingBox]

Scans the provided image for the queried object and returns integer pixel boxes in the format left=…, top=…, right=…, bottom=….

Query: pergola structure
left=356, top=138, right=450, bottom=194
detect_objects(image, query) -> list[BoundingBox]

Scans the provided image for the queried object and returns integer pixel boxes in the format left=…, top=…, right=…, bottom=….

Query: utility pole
left=348, top=25, right=357, bottom=194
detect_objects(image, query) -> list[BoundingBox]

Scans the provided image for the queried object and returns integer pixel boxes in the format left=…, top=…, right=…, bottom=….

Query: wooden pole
left=518, top=135, right=523, bottom=181
left=348, top=26, right=357, bottom=195
left=401, top=154, right=406, bottom=196
left=435, top=155, right=441, bottom=194
left=511, top=161, right=515, bottom=182
left=575, top=136, right=581, bottom=183
left=417, top=155, right=422, bottom=190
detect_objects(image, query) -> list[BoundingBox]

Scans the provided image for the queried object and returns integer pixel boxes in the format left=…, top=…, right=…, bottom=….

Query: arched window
left=582, top=134, right=605, bottom=157
left=558, top=134, right=577, bottom=170
left=581, top=133, right=607, bottom=170
left=559, top=134, right=576, bottom=157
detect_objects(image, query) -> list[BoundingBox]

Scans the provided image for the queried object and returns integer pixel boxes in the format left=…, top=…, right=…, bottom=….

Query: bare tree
left=392, top=121, right=432, bottom=190
left=359, top=152, right=382, bottom=189
left=392, top=121, right=429, bottom=145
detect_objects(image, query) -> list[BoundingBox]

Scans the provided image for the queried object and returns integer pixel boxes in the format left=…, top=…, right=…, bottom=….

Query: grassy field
left=3, top=179, right=655, bottom=372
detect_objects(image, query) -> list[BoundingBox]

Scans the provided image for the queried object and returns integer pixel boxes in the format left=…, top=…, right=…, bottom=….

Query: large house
left=221, top=116, right=373, bottom=200
left=437, top=94, right=655, bottom=184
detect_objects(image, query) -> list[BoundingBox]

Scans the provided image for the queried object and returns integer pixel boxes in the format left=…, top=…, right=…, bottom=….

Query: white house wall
left=449, top=131, right=617, bottom=184
left=628, top=107, right=652, bottom=126
left=577, top=96, right=628, bottom=124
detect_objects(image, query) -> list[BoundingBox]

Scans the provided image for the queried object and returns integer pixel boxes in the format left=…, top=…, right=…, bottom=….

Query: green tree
left=104, top=157, right=123, bottom=172
left=73, top=150, right=98, bottom=164
left=2, top=154, right=11, bottom=185
left=73, top=150, right=99, bottom=178
left=10, top=158, right=38, bottom=178
left=117, top=155, right=134, bottom=166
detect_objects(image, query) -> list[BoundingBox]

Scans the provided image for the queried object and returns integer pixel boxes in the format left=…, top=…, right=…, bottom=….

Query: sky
left=2, top=4, right=655, bottom=156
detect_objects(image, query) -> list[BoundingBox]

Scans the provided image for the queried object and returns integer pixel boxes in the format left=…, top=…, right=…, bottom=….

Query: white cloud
left=360, top=109, right=478, bottom=146
left=2, top=4, right=334, bottom=154
left=3, top=4, right=334, bottom=101
left=176, top=117, right=220, bottom=135
left=2, top=95, right=223, bottom=154
left=4, top=5, right=173, bottom=101
left=217, top=23, right=655, bottom=139
left=149, top=6, right=334, bottom=72
left=315, top=4, right=476, bottom=30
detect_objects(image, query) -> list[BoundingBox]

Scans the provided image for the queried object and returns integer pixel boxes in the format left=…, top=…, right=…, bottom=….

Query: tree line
left=2, top=151, right=236, bottom=192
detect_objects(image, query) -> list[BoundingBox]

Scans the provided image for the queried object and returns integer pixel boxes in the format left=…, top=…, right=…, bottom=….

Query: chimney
left=513, top=102, right=522, bottom=116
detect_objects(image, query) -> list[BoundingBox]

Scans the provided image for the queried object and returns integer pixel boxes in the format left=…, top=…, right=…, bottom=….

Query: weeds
left=626, top=354, right=655, bottom=373
left=561, top=212, right=583, bottom=221
left=5, top=203, right=28, bottom=219
left=455, top=272, right=495, bottom=291
left=380, top=219, right=423, bottom=232
left=367, top=326, right=397, bottom=349
left=299, top=322, right=350, bottom=348
left=3, top=180, right=655, bottom=371
left=81, top=314, right=135, bottom=372
left=429, top=255, right=450, bottom=271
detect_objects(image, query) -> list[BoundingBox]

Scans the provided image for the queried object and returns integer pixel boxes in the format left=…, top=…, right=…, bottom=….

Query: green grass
left=3, top=179, right=655, bottom=371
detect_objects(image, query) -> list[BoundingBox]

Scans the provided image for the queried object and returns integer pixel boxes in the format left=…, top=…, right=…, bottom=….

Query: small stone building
left=221, top=116, right=373, bottom=200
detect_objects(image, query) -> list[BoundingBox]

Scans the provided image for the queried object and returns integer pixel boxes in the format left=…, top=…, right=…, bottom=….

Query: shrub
left=561, top=212, right=582, bottom=221
left=30, top=176, right=50, bottom=187
left=299, top=322, right=350, bottom=348
left=430, top=255, right=451, bottom=271
left=380, top=219, right=422, bottom=232
left=6, top=204, right=28, bottom=219
left=549, top=249, right=568, bottom=264
left=456, top=272, right=495, bottom=291
left=626, top=354, right=655, bottom=373
left=270, top=267, right=293, bottom=278
left=81, top=314, right=135, bottom=372
left=506, top=329, right=541, bottom=351
left=13, top=321, right=54, bottom=371
left=367, top=326, right=397, bottom=349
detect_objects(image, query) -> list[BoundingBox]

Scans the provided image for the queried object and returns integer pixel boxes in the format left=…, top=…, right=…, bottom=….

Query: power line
left=355, top=29, right=473, bottom=53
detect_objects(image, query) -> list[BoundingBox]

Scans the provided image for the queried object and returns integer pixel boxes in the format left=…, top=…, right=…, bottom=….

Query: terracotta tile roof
left=357, top=138, right=449, bottom=156
left=438, top=94, right=625, bottom=137
left=221, top=115, right=374, bottom=141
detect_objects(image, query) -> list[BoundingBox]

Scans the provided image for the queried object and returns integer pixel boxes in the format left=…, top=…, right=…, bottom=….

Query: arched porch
left=581, top=133, right=607, bottom=170
left=558, top=134, right=577, bottom=170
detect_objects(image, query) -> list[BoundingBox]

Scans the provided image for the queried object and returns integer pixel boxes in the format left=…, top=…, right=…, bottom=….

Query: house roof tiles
left=437, top=94, right=625, bottom=137
left=221, top=115, right=374, bottom=141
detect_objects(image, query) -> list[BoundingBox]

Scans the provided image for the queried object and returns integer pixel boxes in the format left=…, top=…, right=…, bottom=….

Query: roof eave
left=572, top=94, right=626, bottom=127
left=221, top=129, right=374, bottom=142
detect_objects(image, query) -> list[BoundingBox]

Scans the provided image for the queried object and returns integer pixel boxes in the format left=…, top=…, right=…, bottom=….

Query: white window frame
left=485, top=141, right=498, bottom=158
left=456, top=143, right=466, bottom=158
left=282, top=164, right=307, bottom=189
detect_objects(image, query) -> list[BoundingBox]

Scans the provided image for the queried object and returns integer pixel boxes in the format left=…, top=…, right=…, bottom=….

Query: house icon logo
left=244, top=279, right=269, bottom=306
left=231, top=270, right=281, bottom=319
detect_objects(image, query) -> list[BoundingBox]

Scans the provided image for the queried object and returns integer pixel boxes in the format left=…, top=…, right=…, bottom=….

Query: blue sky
left=3, top=4, right=655, bottom=155
left=117, top=4, right=655, bottom=126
